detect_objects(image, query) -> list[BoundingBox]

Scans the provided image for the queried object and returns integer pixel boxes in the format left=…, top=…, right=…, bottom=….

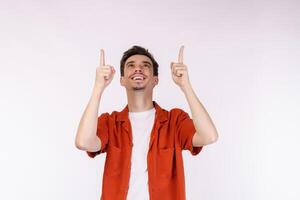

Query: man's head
left=120, top=45, right=158, bottom=76
left=120, top=46, right=159, bottom=91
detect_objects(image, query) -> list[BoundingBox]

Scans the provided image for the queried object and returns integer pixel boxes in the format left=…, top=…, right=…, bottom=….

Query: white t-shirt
left=126, top=107, right=156, bottom=200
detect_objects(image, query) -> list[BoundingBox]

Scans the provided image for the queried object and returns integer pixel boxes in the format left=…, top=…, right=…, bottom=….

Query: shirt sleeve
left=86, top=113, right=109, bottom=158
left=177, top=109, right=203, bottom=156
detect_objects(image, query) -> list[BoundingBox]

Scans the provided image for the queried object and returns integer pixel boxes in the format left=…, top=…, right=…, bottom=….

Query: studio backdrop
left=0, top=0, right=299, bottom=200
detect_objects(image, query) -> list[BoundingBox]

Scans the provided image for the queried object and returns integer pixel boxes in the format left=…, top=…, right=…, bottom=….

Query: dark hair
left=120, top=45, right=159, bottom=76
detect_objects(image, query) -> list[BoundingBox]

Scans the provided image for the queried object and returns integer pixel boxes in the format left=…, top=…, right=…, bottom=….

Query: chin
left=132, top=86, right=146, bottom=91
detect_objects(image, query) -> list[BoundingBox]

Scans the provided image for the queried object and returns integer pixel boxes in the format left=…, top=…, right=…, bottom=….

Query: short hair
left=120, top=45, right=159, bottom=76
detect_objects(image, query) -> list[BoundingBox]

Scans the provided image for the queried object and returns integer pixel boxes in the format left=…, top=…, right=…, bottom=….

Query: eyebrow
left=126, top=61, right=152, bottom=66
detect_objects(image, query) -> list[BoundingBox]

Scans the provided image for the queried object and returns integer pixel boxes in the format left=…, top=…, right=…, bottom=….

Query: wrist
left=93, top=83, right=105, bottom=95
left=181, top=84, right=193, bottom=93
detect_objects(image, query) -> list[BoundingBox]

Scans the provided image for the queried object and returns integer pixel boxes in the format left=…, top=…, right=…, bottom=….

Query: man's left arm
left=170, top=45, right=218, bottom=147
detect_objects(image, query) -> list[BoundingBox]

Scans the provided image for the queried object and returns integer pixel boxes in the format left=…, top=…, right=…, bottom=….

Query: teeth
left=132, top=76, right=144, bottom=80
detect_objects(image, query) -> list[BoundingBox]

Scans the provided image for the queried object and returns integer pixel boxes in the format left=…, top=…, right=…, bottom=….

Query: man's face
left=120, top=54, right=158, bottom=91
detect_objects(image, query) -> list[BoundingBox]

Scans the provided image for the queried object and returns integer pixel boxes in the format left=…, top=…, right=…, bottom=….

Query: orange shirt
left=87, top=101, right=203, bottom=200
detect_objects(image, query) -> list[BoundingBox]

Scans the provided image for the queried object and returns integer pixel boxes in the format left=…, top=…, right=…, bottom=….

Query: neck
left=126, top=91, right=154, bottom=112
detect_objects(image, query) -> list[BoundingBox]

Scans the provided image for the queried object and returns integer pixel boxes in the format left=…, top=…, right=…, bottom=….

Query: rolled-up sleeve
left=177, top=110, right=203, bottom=156
left=86, top=113, right=109, bottom=158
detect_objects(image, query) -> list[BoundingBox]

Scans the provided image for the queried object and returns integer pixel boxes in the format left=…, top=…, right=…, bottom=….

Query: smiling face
left=120, top=54, right=158, bottom=91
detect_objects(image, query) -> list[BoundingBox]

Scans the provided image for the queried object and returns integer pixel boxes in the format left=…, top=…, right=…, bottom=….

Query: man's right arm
left=75, top=83, right=103, bottom=152
left=75, top=49, right=115, bottom=153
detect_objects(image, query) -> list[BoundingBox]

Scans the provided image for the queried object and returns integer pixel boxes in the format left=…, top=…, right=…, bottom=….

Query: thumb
left=170, top=62, right=173, bottom=70
left=170, top=62, right=175, bottom=73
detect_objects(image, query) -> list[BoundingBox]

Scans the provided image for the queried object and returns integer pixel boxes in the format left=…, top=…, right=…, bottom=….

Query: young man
left=75, top=45, right=218, bottom=200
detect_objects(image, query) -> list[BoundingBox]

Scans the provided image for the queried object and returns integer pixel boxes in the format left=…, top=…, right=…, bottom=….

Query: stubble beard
left=132, top=86, right=145, bottom=91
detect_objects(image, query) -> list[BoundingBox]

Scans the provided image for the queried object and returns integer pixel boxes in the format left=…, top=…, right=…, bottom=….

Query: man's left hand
left=170, top=45, right=191, bottom=90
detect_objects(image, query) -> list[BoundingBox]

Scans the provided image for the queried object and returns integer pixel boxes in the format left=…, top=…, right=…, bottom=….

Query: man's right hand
left=95, top=49, right=116, bottom=89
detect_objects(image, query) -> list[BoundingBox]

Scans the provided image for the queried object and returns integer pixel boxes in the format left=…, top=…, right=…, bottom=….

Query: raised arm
left=75, top=49, right=115, bottom=152
left=170, top=46, right=218, bottom=146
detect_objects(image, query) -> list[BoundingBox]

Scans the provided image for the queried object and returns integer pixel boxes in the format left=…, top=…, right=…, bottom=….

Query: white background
left=0, top=0, right=299, bottom=199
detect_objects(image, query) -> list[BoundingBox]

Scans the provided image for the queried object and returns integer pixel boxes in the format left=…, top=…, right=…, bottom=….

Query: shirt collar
left=116, top=100, right=168, bottom=123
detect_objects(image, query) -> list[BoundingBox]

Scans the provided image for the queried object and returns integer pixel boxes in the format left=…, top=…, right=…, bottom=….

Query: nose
left=134, top=65, right=143, bottom=73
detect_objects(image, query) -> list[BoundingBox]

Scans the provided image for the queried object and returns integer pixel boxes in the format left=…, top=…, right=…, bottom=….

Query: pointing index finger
left=178, top=45, right=184, bottom=63
left=100, top=49, right=105, bottom=66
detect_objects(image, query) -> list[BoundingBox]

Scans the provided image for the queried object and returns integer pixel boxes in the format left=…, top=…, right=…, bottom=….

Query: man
left=75, top=45, right=218, bottom=200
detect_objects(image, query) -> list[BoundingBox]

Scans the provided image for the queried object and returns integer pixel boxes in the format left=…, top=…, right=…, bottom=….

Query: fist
left=170, top=45, right=191, bottom=89
left=95, top=49, right=116, bottom=89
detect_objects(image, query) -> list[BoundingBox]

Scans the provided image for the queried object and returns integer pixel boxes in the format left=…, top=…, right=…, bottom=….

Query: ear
left=120, top=76, right=125, bottom=86
left=153, top=76, right=159, bottom=86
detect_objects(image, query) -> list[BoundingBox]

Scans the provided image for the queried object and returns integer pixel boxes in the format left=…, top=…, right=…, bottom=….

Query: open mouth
left=131, top=75, right=146, bottom=81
